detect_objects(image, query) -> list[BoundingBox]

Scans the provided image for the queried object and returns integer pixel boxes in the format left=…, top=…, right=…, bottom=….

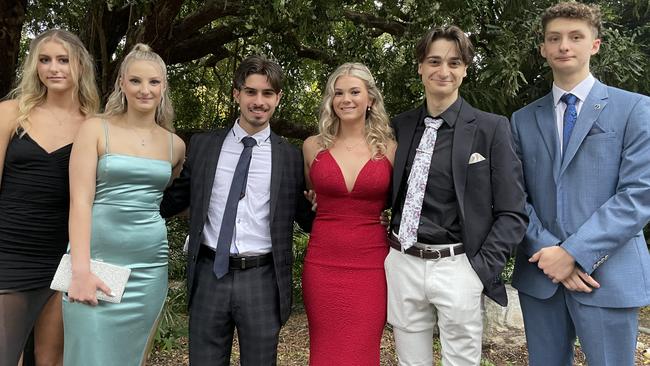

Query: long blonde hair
left=10, top=29, right=100, bottom=134
left=318, top=63, right=394, bottom=157
left=102, top=43, right=174, bottom=132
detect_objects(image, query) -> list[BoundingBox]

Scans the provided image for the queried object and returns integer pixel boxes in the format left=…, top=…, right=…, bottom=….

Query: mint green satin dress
left=63, top=123, right=172, bottom=365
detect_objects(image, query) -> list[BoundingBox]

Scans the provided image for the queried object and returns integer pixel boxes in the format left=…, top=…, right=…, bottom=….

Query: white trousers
left=385, top=246, right=484, bottom=366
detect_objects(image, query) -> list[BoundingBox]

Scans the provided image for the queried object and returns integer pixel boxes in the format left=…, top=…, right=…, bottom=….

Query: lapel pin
left=594, top=104, right=601, bottom=109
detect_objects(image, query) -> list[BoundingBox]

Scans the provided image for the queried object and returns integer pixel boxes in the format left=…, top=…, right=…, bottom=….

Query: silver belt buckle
left=422, top=247, right=441, bottom=260
left=241, top=257, right=246, bottom=269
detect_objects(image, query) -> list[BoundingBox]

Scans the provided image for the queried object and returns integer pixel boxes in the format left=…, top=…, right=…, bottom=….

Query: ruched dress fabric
left=0, top=134, right=71, bottom=292
left=302, top=150, right=391, bottom=366
left=62, top=147, right=171, bottom=365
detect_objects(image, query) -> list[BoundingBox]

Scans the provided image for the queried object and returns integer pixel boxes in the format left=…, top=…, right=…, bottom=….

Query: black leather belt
left=199, top=245, right=273, bottom=270
left=388, top=233, right=465, bottom=259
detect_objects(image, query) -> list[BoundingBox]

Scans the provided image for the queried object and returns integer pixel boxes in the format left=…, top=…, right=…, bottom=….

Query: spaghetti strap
left=102, top=120, right=110, bottom=154
left=168, top=132, right=173, bottom=163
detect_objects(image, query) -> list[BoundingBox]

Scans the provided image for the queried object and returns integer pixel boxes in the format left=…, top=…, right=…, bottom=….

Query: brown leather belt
left=388, top=233, right=465, bottom=260
left=199, top=245, right=273, bottom=270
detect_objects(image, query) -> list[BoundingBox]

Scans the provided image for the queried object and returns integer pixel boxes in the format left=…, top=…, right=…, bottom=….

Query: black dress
left=0, top=133, right=72, bottom=292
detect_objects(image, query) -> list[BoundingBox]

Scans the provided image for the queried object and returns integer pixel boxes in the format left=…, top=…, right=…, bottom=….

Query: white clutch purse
left=50, top=254, right=131, bottom=304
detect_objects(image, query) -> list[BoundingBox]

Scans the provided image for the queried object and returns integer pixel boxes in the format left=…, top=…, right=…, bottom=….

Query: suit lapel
left=392, top=106, right=425, bottom=206
left=269, top=132, right=283, bottom=225
left=534, top=94, right=561, bottom=182
left=451, top=99, right=477, bottom=221
left=560, top=81, right=608, bottom=175
left=201, top=129, right=228, bottom=220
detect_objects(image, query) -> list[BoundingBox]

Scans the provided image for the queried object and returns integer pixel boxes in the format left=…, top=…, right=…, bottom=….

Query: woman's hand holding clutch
left=68, top=271, right=113, bottom=306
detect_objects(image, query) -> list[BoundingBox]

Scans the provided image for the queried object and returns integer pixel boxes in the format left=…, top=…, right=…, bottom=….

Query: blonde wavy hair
left=10, top=29, right=100, bottom=135
left=102, top=43, right=175, bottom=132
left=318, top=63, right=394, bottom=157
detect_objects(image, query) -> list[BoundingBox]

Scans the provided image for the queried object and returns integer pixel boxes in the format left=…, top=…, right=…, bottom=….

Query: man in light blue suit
left=510, top=2, right=650, bottom=365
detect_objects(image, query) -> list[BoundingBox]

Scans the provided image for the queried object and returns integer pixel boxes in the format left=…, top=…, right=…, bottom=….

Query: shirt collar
left=552, top=73, right=596, bottom=107
left=231, top=118, right=271, bottom=146
left=423, top=96, right=462, bottom=128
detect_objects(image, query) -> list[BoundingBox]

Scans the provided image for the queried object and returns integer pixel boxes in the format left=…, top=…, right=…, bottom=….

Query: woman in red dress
left=302, top=63, right=396, bottom=365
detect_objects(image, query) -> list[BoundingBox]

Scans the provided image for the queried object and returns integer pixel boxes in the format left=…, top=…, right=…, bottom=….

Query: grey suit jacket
left=161, top=126, right=313, bottom=324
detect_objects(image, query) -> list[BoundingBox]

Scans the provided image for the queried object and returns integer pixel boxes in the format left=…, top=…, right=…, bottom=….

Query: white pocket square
left=468, top=152, right=485, bottom=164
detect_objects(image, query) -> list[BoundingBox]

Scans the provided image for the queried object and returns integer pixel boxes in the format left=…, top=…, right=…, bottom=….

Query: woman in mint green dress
left=63, top=43, right=185, bottom=365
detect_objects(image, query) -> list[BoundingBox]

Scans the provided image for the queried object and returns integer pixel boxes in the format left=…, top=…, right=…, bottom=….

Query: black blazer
left=161, top=127, right=313, bottom=324
left=391, top=99, right=528, bottom=306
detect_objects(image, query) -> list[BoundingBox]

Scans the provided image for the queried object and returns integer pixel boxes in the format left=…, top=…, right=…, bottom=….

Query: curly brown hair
left=542, top=1, right=602, bottom=38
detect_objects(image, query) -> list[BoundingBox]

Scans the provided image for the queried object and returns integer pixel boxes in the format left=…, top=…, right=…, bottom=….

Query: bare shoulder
left=79, top=117, right=104, bottom=132
left=172, top=134, right=186, bottom=151
left=302, top=135, right=320, bottom=153
left=0, top=99, right=19, bottom=114
left=172, top=133, right=186, bottom=161
left=75, top=117, right=105, bottom=142
left=0, top=100, right=19, bottom=134
left=302, top=135, right=321, bottom=165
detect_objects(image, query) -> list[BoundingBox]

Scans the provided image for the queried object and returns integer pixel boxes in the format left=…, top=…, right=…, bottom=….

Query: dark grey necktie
left=213, top=136, right=257, bottom=278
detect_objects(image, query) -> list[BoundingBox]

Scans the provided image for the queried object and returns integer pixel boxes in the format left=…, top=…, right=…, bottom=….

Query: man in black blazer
left=386, top=26, right=528, bottom=365
left=161, top=56, right=313, bottom=366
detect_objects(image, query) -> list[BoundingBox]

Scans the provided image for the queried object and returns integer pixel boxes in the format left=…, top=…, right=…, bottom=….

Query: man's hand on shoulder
left=529, top=246, right=575, bottom=283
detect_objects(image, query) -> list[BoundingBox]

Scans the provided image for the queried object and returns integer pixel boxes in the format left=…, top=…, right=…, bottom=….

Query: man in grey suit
left=510, top=2, right=650, bottom=365
left=161, top=56, right=313, bottom=365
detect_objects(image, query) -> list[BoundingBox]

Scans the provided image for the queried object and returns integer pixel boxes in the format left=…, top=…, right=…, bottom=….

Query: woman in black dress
left=0, top=29, right=99, bottom=365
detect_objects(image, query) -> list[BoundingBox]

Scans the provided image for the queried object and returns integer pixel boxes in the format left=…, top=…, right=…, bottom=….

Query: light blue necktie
left=213, top=136, right=257, bottom=279
left=561, top=93, right=578, bottom=153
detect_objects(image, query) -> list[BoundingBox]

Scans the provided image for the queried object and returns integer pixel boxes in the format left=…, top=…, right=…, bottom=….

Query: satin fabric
left=63, top=154, right=171, bottom=365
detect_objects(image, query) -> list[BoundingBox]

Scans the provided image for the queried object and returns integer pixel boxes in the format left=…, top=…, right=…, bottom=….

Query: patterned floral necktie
left=398, top=117, right=444, bottom=249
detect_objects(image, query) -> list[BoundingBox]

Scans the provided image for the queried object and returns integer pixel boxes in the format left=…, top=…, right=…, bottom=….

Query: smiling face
left=37, top=40, right=75, bottom=94
left=418, top=39, right=468, bottom=102
left=541, top=18, right=600, bottom=80
left=120, top=60, right=164, bottom=114
left=233, top=74, right=282, bottom=135
left=332, top=75, right=372, bottom=125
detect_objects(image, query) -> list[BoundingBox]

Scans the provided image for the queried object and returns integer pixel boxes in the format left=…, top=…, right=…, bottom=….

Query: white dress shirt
left=552, top=73, right=596, bottom=154
left=202, top=120, right=273, bottom=255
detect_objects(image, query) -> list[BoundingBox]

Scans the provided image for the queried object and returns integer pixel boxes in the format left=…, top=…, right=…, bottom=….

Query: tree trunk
left=0, top=0, right=27, bottom=98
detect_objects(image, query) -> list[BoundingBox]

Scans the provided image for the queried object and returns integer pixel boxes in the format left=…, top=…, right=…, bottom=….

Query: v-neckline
left=325, top=150, right=373, bottom=194
left=25, top=134, right=72, bottom=155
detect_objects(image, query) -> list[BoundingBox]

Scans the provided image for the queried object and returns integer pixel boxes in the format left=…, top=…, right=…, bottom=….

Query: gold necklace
left=341, top=138, right=364, bottom=152
left=42, top=105, right=71, bottom=126
left=129, top=124, right=157, bottom=147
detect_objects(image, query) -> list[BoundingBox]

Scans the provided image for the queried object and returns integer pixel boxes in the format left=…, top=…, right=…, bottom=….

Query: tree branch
left=166, top=24, right=253, bottom=64
left=172, top=0, right=246, bottom=40
left=343, top=10, right=407, bottom=36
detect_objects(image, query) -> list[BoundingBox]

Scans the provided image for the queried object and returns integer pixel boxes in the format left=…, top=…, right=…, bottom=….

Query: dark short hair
left=232, top=55, right=283, bottom=93
left=542, top=1, right=602, bottom=38
left=415, top=25, right=475, bottom=65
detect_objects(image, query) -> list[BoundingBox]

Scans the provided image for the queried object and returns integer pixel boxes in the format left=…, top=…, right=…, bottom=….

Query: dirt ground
left=149, top=307, right=650, bottom=366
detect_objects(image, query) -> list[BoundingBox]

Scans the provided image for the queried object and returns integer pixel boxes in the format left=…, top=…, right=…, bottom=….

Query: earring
left=120, top=90, right=126, bottom=109
left=156, top=94, right=164, bottom=123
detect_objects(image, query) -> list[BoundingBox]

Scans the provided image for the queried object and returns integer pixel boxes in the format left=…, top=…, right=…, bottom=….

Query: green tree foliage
left=5, top=0, right=647, bottom=137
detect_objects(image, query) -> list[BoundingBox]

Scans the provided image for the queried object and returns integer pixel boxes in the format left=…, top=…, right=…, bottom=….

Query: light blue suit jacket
left=511, top=80, right=650, bottom=308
